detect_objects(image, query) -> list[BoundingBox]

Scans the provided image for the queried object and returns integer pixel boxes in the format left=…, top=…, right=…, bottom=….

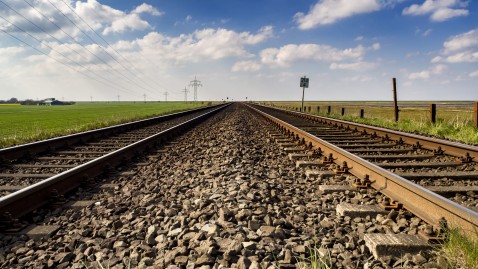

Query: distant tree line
left=0, top=97, right=75, bottom=105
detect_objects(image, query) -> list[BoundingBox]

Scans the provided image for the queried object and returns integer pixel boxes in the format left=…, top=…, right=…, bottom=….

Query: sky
left=0, top=0, right=477, bottom=102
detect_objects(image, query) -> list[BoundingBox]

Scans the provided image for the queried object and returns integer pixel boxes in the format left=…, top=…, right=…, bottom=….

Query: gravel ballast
left=0, top=104, right=443, bottom=268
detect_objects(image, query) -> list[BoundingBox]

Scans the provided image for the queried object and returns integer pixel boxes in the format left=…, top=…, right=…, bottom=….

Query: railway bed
left=0, top=103, right=476, bottom=268
left=0, top=106, right=220, bottom=196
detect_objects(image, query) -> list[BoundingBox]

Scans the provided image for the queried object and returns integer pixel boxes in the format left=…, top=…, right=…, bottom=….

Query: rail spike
left=460, top=153, right=474, bottom=163
left=418, top=217, right=447, bottom=244
left=350, top=175, right=374, bottom=189
left=0, top=212, right=25, bottom=232
left=434, top=146, right=445, bottom=156
left=321, top=153, right=336, bottom=164
left=334, top=161, right=350, bottom=174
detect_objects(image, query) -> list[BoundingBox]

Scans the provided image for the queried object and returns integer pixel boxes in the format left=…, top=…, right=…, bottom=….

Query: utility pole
left=182, top=87, right=189, bottom=101
left=90, top=96, right=93, bottom=102
left=164, top=91, right=168, bottom=102
left=143, top=94, right=146, bottom=103
left=189, top=76, right=202, bottom=101
left=117, top=95, right=120, bottom=102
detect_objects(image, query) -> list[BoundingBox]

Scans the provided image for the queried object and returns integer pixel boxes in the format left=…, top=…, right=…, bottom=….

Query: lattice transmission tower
left=189, top=76, right=202, bottom=101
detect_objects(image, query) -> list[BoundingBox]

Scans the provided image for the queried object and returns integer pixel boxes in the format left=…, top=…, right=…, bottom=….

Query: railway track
left=0, top=104, right=227, bottom=231
left=0, top=102, right=475, bottom=268
left=250, top=104, right=478, bottom=241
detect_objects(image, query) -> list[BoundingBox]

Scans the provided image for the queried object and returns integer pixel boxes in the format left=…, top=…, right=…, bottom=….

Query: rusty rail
left=0, top=105, right=219, bottom=161
left=248, top=104, right=478, bottom=238
left=271, top=106, right=478, bottom=162
left=0, top=104, right=228, bottom=229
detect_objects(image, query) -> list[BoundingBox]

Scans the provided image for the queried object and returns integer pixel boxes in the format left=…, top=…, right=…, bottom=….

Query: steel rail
left=0, top=104, right=228, bottom=227
left=0, top=105, right=220, bottom=161
left=261, top=106, right=478, bottom=161
left=248, top=104, right=478, bottom=238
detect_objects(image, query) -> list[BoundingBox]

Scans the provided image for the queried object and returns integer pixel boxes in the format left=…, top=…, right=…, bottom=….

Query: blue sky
left=0, top=0, right=477, bottom=101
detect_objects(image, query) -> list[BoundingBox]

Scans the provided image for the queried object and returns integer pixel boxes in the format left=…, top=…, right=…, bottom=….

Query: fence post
left=327, top=106, right=331, bottom=114
left=430, top=104, right=436, bottom=124
left=392, top=78, right=399, bottom=122
left=341, top=107, right=345, bottom=116
left=360, top=109, right=364, bottom=118
left=474, top=102, right=478, bottom=128
left=308, top=106, right=311, bottom=112
left=317, top=106, right=320, bottom=113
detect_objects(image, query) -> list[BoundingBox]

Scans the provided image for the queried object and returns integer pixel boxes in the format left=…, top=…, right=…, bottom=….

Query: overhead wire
left=0, top=0, right=179, bottom=101
left=0, top=1, right=143, bottom=97
left=0, top=0, right=140, bottom=96
left=58, top=0, right=172, bottom=99
left=44, top=0, right=161, bottom=99
left=0, top=27, right=136, bottom=96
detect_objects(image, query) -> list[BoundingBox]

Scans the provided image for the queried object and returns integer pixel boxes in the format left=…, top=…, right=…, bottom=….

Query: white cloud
left=135, top=26, right=273, bottom=62
left=433, top=29, right=478, bottom=63
left=409, top=70, right=431, bottom=80
left=355, top=36, right=364, bottom=41
left=103, top=14, right=151, bottom=35
left=344, top=75, right=373, bottom=82
left=469, top=70, right=478, bottom=77
left=431, top=64, right=447, bottom=74
left=371, top=43, right=381, bottom=50
left=232, top=61, right=262, bottom=72
left=294, top=0, right=381, bottom=30
left=402, top=0, right=469, bottom=22
left=132, top=3, right=163, bottom=16
left=260, top=44, right=366, bottom=67
left=443, top=29, right=478, bottom=53
left=423, top=29, right=433, bottom=37
left=329, top=61, right=378, bottom=71
left=408, top=64, right=448, bottom=80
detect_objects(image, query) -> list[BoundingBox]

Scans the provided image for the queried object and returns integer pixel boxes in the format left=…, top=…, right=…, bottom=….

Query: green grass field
left=0, top=102, right=209, bottom=148
left=265, top=101, right=478, bottom=145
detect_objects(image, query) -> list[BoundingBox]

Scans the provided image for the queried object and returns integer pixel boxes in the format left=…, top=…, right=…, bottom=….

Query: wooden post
left=308, top=106, right=311, bottom=112
left=327, top=106, right=331, bottom=114
left=430, top=104, right=436, bottom=124
left=474, top=102, right=478, bottom=128
left=360, top=109, right=364, bottom=118
left=341, top=107, right=345, bottom=116
left=392, top=78, right=399, bottom=122
left=317, top=106, right=320, bottom=113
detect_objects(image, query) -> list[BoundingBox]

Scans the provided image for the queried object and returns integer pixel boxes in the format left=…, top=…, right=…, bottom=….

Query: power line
left=0, top=9, right=145, bottom=97
left=0, top=26, right=132, bottom=95
left=58, top=0, right=162, bottom=97
left=44, top=0, right=159, bottom=98
left=0, top=0, right=141, bottom=96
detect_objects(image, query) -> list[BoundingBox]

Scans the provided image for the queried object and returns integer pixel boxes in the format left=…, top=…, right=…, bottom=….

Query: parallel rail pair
left=0, top=104, right=228, bottom=230
left=249, top=104, right=478, bottom=239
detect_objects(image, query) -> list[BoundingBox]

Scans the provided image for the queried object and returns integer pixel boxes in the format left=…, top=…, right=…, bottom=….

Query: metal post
left=392, top=78, right=399, bottom=122
left=474, top=102, right=478, bottom=128
left=301, top=86, right=305, bottom=112
left=430, top=104, right=436, bottom=124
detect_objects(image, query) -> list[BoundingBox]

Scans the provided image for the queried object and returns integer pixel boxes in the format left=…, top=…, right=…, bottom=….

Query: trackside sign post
left=300, top=76, right=309, bottom=112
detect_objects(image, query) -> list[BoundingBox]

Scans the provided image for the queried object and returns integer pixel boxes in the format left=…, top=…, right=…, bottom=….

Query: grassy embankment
left=0, top=102, right=209, bottom=148
left=267, top=101, right=478, bottom=145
